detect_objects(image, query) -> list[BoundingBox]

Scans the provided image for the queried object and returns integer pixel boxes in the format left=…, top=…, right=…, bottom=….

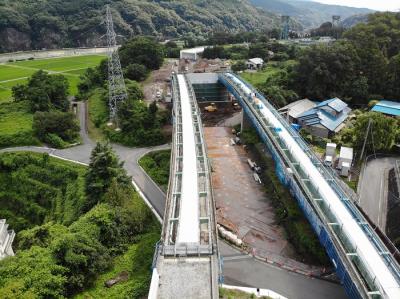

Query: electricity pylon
left=281, top=16, right=290, bottom=40
left=105, top=5, right=127, bottom=126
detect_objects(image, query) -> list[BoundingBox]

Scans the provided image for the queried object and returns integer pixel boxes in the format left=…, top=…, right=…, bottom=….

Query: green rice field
left=0, top=55, right=105, bottom=103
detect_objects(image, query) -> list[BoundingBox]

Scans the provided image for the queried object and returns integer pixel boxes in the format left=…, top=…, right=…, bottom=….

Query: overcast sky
left=314, top=0, right=400, bottom=11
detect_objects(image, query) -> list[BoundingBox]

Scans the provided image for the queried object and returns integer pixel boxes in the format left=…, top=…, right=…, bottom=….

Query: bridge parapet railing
left=163, top=74, right=184, bottom=248
left=220, top=73, right=400, bottom=294
left=163, top=244, right=213, bottom=257
left=184, top=74, right=216, bottom=248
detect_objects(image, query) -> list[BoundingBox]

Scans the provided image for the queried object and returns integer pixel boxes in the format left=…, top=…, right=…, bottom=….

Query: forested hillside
left=250, top=0, right=373, bottom=29
left=0, top=0, right=280, bottom=53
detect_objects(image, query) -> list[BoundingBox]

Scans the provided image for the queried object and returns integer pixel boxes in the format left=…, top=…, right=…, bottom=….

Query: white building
left=180, top=47, right=205, bottom=60
left=0, top=219, right=15, bottom=260
left=338, top=147, right=353, bottom=176
left=324, top=143, right=337, bottom=167
left=246, top=58, right=264, bottom=70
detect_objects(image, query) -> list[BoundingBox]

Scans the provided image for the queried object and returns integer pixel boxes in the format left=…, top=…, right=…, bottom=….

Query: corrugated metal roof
left=317, top=97, right=347, bottom=112
left=248, top=58, right=264, bottom=65
left=298, top=105, right=351, bottom=131
left=371, top=100, right=400, bottom=116
left=279, top=99, right=316, bottom=119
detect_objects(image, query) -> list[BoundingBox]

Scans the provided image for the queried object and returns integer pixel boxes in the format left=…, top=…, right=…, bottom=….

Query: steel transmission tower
left=281, top=16, right=290, bottom=40
left=105, top=5, right=127, bottom=125
left=332, top=15, right=341, bottom=39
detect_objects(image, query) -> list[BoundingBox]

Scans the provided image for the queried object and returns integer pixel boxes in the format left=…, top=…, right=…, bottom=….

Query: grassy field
left=0, top=101, right=40, bottom=148
left=0, top=55, right=105, bottom=103
left=240, top=60, right=296, bottom=86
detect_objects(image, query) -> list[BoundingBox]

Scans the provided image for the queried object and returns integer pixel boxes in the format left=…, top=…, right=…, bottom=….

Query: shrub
left=44, top=133, right=67, bottom=148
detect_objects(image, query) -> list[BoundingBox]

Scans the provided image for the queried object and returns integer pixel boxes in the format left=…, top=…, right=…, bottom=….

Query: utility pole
left=105, top=4, right=127, bottom=128
left=359, top=118, right=372, bottom=162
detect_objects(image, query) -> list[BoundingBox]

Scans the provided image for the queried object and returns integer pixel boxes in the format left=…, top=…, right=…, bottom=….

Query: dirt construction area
left=205, top=127, right=323, bottom=274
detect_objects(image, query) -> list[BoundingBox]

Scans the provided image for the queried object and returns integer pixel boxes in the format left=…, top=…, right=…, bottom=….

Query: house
left=296, top=98, right=351, bottom=138
left=371, top=100, right=400, bottom=117
left=180, top=47, right=205, bottom=60
left=246, top=58, right=264, bottom=70
left=279, top=99, right=317, bottom=123
left=0, top=219, right=15, bottom=260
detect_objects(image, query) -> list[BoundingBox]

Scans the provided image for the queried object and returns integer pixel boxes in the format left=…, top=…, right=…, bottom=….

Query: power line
left=105, top=4, right=127, bottom=127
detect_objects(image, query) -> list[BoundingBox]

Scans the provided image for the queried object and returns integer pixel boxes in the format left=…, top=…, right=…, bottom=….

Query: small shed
left=246, top=58, right=264, bottom=70
left=338, top=147, right=353, bottom=170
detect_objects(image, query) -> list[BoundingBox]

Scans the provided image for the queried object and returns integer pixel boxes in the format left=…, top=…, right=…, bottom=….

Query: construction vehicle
left=204, top=103, right=217, bottom=112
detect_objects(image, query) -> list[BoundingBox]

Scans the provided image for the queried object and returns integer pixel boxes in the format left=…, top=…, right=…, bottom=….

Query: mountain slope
left=249, top=0, right=373, bottom=29
left=0, top=0, right=280, bottom=53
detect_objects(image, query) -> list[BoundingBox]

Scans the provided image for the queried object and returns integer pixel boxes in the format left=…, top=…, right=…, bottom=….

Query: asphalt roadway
left=0, top=102, right=347, bottom=299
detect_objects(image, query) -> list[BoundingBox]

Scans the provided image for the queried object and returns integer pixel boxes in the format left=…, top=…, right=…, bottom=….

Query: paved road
left=359, top=157, right=398, bottom=231
left=220, top=242, right=347, bottom=299
left=0, top=102, right=347, bottom=299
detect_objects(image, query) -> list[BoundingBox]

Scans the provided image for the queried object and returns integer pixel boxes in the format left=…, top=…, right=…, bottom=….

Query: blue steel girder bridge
left=219, top=73, right=400, bottom=299
left=149, top=73, right=219, bottom=299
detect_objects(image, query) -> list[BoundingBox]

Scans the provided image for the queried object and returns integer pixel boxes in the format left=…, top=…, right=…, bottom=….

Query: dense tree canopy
left=287, top=12, right=400, bottom=105
left=33, top=111, right=80, bottom=147
left=12, top=70, right=70, bottom=112
left=119, top=37, right=164, bottom=71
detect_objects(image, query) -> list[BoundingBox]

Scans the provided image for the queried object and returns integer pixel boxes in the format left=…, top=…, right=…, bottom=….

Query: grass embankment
left=240, top=60, right=296, bottom=86
left=0, top=101, right=40, bottom=148
left=0, top=151, right=160, bottom=298
left=88, top=88, right=108, bottom=141
left=74, top=232, right=159, bottom=299
left=139, top=150, right=171, bottom=192
left=252, top=142, right=329, bottom=265
left=0, top=151, right=87, bottom=231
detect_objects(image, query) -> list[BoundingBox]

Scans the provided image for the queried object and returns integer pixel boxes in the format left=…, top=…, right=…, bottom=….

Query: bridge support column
left=240, top=110, right=253, bottom=132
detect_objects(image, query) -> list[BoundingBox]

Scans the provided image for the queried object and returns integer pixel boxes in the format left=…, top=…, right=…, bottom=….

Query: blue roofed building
left=296, top=98, right=352, bottom=138
left=371, top=100, right=400, bottom=117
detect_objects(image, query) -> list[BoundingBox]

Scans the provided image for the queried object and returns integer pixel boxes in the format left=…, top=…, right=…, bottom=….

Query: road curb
left=131, top=179, right=163, bottom=224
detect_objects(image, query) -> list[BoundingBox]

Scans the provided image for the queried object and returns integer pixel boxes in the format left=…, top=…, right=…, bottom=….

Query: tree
left=352, top=112, right=398, bottom=152
left=119, top=37, right=164, bottom=70
left=202, top=46, right=226, bottom=59
left=13, top=70, right=69, bottom=112
left=50, top=231, right=110, bottom=294
left=115, top=97, right=165, bottom=146
left=124, top=63, right=148, bottom=82
left=84, top=142, right=131, bottom=211
left=387, top=53, right=400, bottom=99
left=126, top=79, right=144, bottom=101
left=289, top=42, right=364, bottom=103
left=33, top=110, right=79, bottom=141
left=0, top=246, right=67, bottom=298
left=248, top=43, right=268, bottom=60
left=231, top=60, right=246, bottom=72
